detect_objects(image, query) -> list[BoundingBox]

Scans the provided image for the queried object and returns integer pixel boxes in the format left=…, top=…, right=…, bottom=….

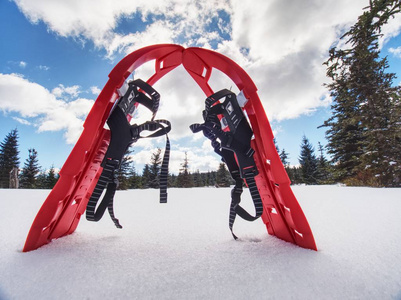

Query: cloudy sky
left=1, top=0, right=400, bottom=174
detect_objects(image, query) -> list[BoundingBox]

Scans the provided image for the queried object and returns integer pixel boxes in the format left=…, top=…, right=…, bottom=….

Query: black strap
left=86, top=79, right=170, bottom=228
left=190, top=89, right=263, bottom=239
left=86, top=159, right=122, bottom=228
left=118, top=79, right=160, bottom=119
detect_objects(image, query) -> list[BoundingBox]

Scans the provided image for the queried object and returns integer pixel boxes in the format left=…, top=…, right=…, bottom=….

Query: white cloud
left=0, top=73, right=94, bottom=144
left=389, top=46, right=401, bottom=58
left=13, top=0, right=230, bottom=55
left=38, top=65, right=50, bottom=71
left=19, top=61, right=27, bottom=68
left=90, top=86, right=101, bottom=95
left=51, top=84, right=81, bottom=99
left=12, top=116, right=31, bottom=125
left=379, top=11, right=401, bottom=48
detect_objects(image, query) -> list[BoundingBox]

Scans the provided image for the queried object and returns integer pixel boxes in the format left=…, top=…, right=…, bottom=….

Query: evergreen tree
left=316, top=142, right=332, bottom=184
left=148, top=148, right=162, bottom=188
left=215, top=163, right=232, bottom=187
left=116, top=149, right=134, bottom=190
left=287, top=166, right=302, bottom=185
left=142, top=164, right=152, bottom=188
left=0, top=128, right=20, bottom=188
left=299, top=136, right=318, bottom=184
left=168, top=173, right=177, bottom=188
left=20, top=148, right=40, bottom=188
left=129, top=166, right=142, bottom=189
left=176, top=152, right=194, bottom=188
left=323, top=0, right=401, bottom=186
left=205, top=171, right=216, bottom=186
left=35, top=169, right=47, bottom=189
left=279, top=149, right=289, bottom=167
left=45, top=165, right=59, bottom=189
left=192, top=170, right=204, bottom=187
left=274, top=138, right=280, bottom=154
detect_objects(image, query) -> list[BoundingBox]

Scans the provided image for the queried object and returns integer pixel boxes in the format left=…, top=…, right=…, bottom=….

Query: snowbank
left=1, top=186, right=400, bottom=299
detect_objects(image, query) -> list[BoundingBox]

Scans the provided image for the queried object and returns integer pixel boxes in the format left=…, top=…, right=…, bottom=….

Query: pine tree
left=148, top=148, right=162, bottom=188
left=204, top=171, right=215, bottom=186
left=279, top=149, right=289, bottom=167
left=35, top=170, right=47, bottom=189
left=274, top=138, right=280, bottom=154
left=20, top=148, right=40, bottom=188
left=142, top=164, right=152, bottom=188
left=316, top=142, right=332, bottom=184
left=192, top=170, right=204, bottom=187
left=287, top=166, right=302, bottom=185
left=299, top=136, right=318, bottom=184
left=168, top=173, right=177, bottom=188
left=176, top=152, right=194, bottom=188
left=216, top=163, right=233, bottom=187
left=46, top=165, right=58, bottom=189
left=116, top=149, right=134, bottom=190
left=129, top=166, right=142, bottom=189
left=323, top=0, right=401, bottom=186
left=0, top=128, right=20, bottom=188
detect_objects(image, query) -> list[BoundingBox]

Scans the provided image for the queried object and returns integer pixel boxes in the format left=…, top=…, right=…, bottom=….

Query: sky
left=0, top=0, right=400, bottom=174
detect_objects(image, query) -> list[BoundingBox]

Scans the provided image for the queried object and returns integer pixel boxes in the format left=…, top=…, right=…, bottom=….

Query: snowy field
left=1, top=186, right=401, bottom=300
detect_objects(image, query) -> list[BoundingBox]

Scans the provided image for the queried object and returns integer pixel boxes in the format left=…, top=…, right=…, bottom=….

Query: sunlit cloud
left=0, top=73, right=94, bottom=144
left=389, top=46, right=401, bottom=58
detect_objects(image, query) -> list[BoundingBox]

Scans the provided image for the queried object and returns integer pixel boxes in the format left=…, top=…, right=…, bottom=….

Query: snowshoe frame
left=23, top=44, right=317, bottom=252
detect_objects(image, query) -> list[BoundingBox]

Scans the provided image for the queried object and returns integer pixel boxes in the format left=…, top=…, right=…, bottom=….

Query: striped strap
left=190, top=89, right=264, bottom=240
left=159, top=133, right=170, bottom=203
left=86, top=159, right=122, bottom=228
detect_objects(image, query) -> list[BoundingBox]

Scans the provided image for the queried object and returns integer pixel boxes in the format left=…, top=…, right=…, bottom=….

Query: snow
left=1, top=186, right=401, bottom=300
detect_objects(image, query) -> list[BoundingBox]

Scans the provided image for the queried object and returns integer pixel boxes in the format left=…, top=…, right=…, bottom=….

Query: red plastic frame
left=23, top=44, right=317, bottom=252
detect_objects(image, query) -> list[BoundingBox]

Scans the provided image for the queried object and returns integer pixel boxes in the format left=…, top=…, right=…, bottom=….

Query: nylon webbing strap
left=134, top=119, right=171, bottom=203
left=160, top=134, right=170, bottom=203
left=190, top=89, right=263, bottom=239
left=86, top=79, right=170, bottom=228
left=86, top=159, right=122, bottom=228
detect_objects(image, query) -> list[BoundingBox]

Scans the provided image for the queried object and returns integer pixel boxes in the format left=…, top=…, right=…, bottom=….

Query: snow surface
left=1, top=186, right=401, bottom=300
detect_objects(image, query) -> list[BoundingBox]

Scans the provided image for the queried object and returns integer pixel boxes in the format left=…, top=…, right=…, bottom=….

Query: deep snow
left=1, top=186, right=401, bottom=300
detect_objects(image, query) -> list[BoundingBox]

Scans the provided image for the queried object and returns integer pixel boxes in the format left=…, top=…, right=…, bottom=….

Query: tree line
left=0, top=130, right=235, bottom=189
left=116, top=148, right=234, bottom=190
left=0, top=127, right=340, bottom=190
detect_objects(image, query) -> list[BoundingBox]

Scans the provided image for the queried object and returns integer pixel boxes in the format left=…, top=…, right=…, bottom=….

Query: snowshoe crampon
left=23, top=44, right=317, bottom=252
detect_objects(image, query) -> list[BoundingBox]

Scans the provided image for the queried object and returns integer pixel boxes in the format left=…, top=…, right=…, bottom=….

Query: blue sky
left=1, top=0, right=400, bottom=174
